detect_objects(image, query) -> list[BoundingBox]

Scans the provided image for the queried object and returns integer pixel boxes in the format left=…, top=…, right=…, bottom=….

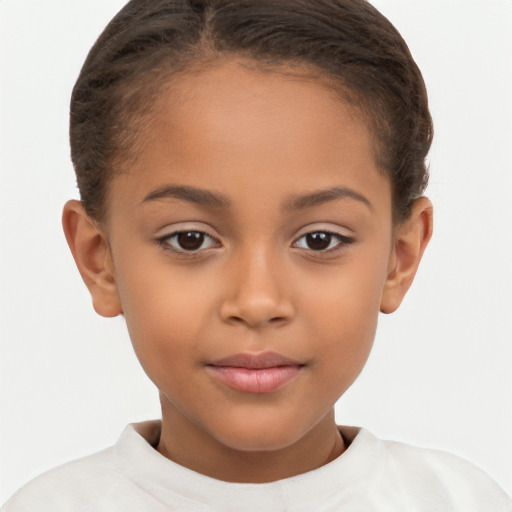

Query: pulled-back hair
left=70, top=0, right=432, bottom=222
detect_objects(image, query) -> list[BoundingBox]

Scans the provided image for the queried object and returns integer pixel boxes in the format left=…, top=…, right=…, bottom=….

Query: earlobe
left=62, top=200, right=122, bottom=318
left=380, top=197, right=433, bottom=314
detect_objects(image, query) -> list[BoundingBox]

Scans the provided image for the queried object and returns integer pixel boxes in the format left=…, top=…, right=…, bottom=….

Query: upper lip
left=207, top=351, right=303, bottom=369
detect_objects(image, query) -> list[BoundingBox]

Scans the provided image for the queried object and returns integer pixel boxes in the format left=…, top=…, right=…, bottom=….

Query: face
left=103, top=61, right=395, bottom=455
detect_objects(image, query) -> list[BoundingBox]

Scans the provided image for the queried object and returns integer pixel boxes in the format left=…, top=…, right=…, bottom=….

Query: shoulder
left=1, top=422, right=167, bottom=512
left=348, top=428, right=512, bottom=511
left=1, top=446, right=120, bottom=511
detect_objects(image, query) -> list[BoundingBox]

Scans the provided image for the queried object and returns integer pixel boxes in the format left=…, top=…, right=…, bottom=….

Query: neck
left=156, top=400, right=346, bottom=483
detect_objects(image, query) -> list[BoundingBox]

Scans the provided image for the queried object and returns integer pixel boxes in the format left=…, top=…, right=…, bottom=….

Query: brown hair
left=70, top=0, right=432, bottom=222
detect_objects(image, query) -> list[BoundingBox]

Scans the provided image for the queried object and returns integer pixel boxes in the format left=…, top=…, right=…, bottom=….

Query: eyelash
left=156, top=229, right=354, bottom=256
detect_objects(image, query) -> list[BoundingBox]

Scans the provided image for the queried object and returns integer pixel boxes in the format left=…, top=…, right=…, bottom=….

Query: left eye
left=294, top=232, right=349, bottom=251
left=160, top=231, right=218, bottom=252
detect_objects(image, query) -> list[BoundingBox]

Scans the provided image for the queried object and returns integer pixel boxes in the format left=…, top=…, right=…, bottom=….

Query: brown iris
left=305, top=232, right=333, bottom=251
left=177, top=232, right=205, bottom=251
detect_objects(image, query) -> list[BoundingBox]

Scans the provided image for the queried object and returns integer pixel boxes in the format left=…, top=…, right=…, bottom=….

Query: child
left=2, top=0, right=511, bottom=510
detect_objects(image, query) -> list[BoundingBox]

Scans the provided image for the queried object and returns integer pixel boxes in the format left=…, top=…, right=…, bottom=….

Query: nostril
left=220, top=299, right=294, bottom=328
left=269, top=316, right=288, bottom=324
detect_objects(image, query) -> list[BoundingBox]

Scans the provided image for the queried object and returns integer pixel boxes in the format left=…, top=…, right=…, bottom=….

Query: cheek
left=309, top=288, right=378, bottom=369
left=114, top=259, right=206, bottom=363
left=303, top=250, right=390, bottom=372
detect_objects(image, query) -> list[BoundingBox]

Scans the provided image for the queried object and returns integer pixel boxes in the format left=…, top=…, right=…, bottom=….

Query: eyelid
left=154, top=221, right=220, bottom=238
left=293, top=223, right=354, bottom=240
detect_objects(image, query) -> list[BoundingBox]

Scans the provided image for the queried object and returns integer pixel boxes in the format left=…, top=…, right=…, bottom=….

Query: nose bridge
left=220, top=242, right=294, bottom=328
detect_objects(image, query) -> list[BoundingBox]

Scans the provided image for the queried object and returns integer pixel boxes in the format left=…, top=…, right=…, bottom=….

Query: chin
left=208, top=413, right=310, bottom=453
left=218, top=430, right=299, bottom=453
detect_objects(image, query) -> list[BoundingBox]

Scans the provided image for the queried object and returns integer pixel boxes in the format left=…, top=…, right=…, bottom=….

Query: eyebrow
left=142, top=184, right=372, bottom=212
left=284, top=186, right=372, bottom=211
left=142, top=185, right=231, bottom=208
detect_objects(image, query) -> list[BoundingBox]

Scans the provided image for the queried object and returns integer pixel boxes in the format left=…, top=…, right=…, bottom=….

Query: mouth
left=206, top=352, right=305, bottom=394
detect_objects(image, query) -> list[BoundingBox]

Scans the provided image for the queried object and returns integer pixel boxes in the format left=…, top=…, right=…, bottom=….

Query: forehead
left=109, top=60, right=390, bottom=218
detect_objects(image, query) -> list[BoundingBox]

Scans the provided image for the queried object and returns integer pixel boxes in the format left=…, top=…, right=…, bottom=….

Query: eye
left=158, top=231, right=218, bottom=252
left=294, top=231, right=352, bottom=252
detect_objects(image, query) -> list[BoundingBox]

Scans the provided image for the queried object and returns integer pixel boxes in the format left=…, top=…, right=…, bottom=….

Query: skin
left=63, top=60, right=433, bottom=483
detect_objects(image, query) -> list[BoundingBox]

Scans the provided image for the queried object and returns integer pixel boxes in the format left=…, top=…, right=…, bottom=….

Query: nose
left=219, top=248, right=295, bottom=329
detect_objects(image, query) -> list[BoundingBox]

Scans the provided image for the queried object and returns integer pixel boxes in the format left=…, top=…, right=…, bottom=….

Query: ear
left=62, top=200, right=122, bottom=318
left=380, top=197, right=433, bottom=314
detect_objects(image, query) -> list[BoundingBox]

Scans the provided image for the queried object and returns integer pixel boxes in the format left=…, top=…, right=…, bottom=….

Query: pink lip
left=206, top=352, right=304, bottom=394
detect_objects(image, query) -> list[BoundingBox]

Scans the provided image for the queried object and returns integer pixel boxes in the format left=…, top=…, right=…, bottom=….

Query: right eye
left=158, top=231, right=218, bottom=252
left=293, top=231, right=353, bottom=253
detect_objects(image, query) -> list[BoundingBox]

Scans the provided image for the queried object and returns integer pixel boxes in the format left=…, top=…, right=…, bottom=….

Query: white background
left=1, top=0, right=511, bottom=502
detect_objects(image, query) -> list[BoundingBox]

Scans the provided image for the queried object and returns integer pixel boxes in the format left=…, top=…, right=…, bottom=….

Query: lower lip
left=207, top=365, right=303, bottom=394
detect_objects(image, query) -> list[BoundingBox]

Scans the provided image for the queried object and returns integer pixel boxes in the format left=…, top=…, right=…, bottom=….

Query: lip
left=206, top=351, right=304, bottom=394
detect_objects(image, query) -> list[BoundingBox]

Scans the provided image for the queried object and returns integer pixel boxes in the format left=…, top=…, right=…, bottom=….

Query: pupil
left=306, top=232, right=331, bottom=250
left=178, top=232, right=204, bottom=250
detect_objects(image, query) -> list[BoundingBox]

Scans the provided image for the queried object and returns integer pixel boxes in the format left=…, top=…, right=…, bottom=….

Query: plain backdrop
left=1, top=0, right=511, bottom=502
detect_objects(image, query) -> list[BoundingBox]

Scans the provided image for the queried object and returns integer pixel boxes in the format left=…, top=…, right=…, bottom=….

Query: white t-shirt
left=3, top=420, right=511, bottom=511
